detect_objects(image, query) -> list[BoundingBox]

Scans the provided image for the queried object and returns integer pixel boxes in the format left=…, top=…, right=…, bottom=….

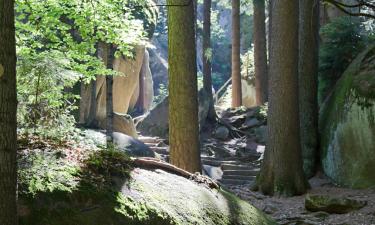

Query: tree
left=299, top=0, right=320, bottom=178
left=168, top=0, right=201, bottom=173
left=231, top=0, right=242, bottom=107
left=0, top=0, right=18, bottom=223
left=255, top=0, right=308, bottom=196
left=253, top=0, right=268, bottom=105
left=203, top=0, right=216, bottom=121
left=106, top=45, right=115, bottom=146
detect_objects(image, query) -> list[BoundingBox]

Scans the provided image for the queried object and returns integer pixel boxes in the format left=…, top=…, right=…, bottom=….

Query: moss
left=320, top=45, right=375, bottom=188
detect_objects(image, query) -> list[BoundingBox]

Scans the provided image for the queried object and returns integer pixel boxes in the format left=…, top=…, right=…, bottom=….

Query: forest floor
left=228, top=174, right=375, bottom=225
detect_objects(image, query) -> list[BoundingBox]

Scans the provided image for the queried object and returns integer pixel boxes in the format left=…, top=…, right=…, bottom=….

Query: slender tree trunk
left=231, top=0, right=242, bottom=107
left=203, top=0, right=216, bottom=121
left=0, top=0, right=18, bottom=223
left=299, top=0, right=320, bottom=178
left=106, top=45, right=115, bottom=146
left=253, top=0, right=268, bottom=105
left=255, top=0, right=308, bottom=196
left=168, top=0, right=201, bottom=173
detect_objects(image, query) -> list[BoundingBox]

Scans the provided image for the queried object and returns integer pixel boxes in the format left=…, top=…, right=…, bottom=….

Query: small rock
left=213, top=126, right=230, bottom=140
left=243, top=118, right=261, bottom=128
left=305, top=194, right=367, bottom=214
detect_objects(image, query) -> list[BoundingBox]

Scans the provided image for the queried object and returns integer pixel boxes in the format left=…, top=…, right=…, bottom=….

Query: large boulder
left=135, top=49, right=154, bottom=112
left=305, top=194, right=367, bottom=214
left=138, top=88, right=210, bottom=138
left=19, top=149, right=275, bottom=225
left=320, top=46, right=375, bottom=188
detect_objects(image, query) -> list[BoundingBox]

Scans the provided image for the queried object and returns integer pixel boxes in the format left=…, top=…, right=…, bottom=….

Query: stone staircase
left=139, top=134, right=261, bottom=188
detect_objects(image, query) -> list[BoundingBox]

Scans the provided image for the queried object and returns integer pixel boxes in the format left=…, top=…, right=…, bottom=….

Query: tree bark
left=106, top=45, right=115, bottom=146
left=256, top=0, right=308, bottom=196
left=203, top=0, right=216, bottom=121
left=0, top=0, right=18, bottom=223
left=231, top=0, right=242, bottom=107
left=253, top=0, right=268, bottom=105
left=299, top=0, right=320, bottom=178
left=168, top=0, right=201, bottom=173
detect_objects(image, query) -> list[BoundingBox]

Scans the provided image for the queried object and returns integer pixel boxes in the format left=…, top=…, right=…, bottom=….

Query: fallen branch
left=133, top=157, right=220, bottom=189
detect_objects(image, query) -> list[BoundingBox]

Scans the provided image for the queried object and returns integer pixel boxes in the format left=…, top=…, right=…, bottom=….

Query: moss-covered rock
left=319, top=45, right=375, bottom=188
left=305, top=194, right=367, bottom=214
left=19, top=148, right=275, bottom=225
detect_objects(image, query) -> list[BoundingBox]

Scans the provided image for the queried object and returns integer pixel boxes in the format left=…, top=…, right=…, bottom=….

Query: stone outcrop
left=305, top=194, right=367, bottom=214
left=320, top=46, right=375, bottom=188
left=138, top=88, right=210, bottom=138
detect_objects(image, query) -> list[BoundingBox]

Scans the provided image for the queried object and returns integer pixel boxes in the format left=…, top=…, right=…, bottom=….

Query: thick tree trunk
left=267, top=0, right=273, bottom=59
left=231, top=0, right=242, bottom=107
left=299, top=0, right=320, bottom=178
left=0, top=0, right=18, bottom=223
left=203, top=0, right=216, bottom=121
left=256, top=0, right=308, bottom=196
left=253, top=0, right=268, bottom=105
left=168, top=0, right=201, bottom=173
left=106, top=45, right=115, bottom=146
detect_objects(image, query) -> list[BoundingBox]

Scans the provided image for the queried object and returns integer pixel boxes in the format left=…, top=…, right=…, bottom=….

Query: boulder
left=213, top=126, right=230, bottom=140
left=305, top=194, right=367, bottom=214
left=113, top=113, right=138, bottom=138
left=319, top=46, right=375, bottom=188
left=242, top=78, right=257, bottom=108
left=135, top=49, right=154, bottom=112
left=19, top=150, right=275, bottom=225
left=112, top=132, right=155, bottom=157
left=138, top=87, right=210, bottom=138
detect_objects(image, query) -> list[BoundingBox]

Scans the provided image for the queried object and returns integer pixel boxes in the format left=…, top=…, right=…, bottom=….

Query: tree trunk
left=168, top=0, right=201, bottom=173
left=106, top=45, right=115, bottom=146
left=253, top=0, right=268, bottom=105
left=0, top=0, right=18, bottom=223
left=299, top=0, right=319, bottom=178
left=267, top=0, right=273, bottom=59
left=203, top=0, right=216, bottom=121
left=231, top=0, right=242, bottom=107
left=256, top=0, right=308, bottom=196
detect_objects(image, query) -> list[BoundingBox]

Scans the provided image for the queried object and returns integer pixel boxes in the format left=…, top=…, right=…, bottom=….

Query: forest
left=0, top=0, right=374, bottom=224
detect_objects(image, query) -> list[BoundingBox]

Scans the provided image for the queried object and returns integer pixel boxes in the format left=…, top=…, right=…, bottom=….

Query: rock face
left=242, top=79, right=257, bottom=108
left=135, top=50, right=154, bottom=112
left=305, top=194, right=367, bottom=214
left=138, top=88, right=210, bottom=138
left=113, top=113, right=138, bottom=138
left=320, top=46, right=375, bottom=188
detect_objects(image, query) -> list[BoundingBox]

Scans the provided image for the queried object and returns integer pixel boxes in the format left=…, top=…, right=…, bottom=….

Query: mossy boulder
left=305, top=194, right=367, bottom=214
left=319, top=45, right=375, bottom=188
left=18, top=149, right=275, bottom=225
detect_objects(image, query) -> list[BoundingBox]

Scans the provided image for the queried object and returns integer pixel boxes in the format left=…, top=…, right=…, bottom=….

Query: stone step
left=222, top=175, right=256, bottom=181
left=138, top=136, right=162, bottom=143
left=223, top=169, right=260, bottom=176
left=218, top=179, right=254, bottom=185
left=221, top=163, right=254, bottom=171
left=149, top=146, right=169, bottom=155
left=201, top=159, right=238, bottom=167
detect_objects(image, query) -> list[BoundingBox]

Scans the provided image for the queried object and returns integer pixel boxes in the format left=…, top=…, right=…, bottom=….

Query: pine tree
left=0, top=0, right=18, bottom=223
left=253, top=0, right=268, bottom=105
left=168, top=0, right=201, bottom=173
left=255, top=0, right=308, bottom=196
left=231, top=0, right=242, bottom=107
left=203, top=0, right=216, bottom=121
left=299, top=0, right=320, bottom=178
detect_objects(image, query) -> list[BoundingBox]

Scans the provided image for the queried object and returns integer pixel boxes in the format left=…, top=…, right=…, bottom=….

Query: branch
left=323, top=0, right=375, bottom=19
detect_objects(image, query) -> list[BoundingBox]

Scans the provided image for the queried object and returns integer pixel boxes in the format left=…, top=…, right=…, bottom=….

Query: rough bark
left=267, top=0, right=273, bottom=59
left=168, top=0, right=201, bottom=173
left=253, top=0, right=268, bottom=105
left=299, top=0, right=320, bottom=178
left=106, top=45, right=115, bottom=146
left=203, top=0, right=216, bottom=121
left=0, top=0, right=18, bottom=223
left=231, top=0, right=242, bottom=107
left=256, top=0, right=308, bottom=196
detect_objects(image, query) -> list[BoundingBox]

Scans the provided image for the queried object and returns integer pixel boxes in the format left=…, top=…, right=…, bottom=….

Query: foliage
left=15, top=0, right=151, bottom=81
left=153, top=83, right=168, bottom=106
left=241, top=47, right=255, bottom=84
left=17, top=51, right=81, bottom=141
left=318, top=16, right=367, bottom=104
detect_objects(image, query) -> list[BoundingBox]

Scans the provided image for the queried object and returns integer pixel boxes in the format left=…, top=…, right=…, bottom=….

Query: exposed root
left=133, top=157, right=220, bottom=189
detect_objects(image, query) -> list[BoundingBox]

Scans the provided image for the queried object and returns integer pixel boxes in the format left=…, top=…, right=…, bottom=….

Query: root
left=133, top=157, right=220, bottom=189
